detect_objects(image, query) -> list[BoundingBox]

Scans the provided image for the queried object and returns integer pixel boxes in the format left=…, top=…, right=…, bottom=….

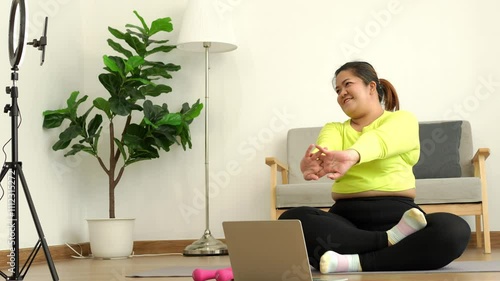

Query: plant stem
left=109, top=120, right=116, bottom=219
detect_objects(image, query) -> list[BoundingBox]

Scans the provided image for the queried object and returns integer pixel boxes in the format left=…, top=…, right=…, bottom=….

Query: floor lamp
left=177, top=0, right=237, bottom=256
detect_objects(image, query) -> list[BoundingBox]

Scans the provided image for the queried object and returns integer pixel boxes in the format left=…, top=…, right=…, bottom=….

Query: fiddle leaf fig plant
left=42, top=11, right=203, bottom=218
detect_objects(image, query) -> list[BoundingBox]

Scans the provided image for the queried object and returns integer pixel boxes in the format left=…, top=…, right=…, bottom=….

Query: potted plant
left=42, top=11, right=203, bottom=258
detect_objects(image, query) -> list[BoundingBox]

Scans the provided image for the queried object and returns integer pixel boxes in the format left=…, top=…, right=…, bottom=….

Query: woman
left=279, top=61, right=471, bottom=273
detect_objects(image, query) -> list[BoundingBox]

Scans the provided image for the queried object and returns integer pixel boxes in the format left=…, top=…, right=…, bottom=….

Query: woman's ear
left=369, top=81, right=378, bottom=95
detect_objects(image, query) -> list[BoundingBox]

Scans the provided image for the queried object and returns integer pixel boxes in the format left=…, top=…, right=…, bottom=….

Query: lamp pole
left=204, top=42, right=211, bottom=235
left=177, top=0, right=237, bottom=257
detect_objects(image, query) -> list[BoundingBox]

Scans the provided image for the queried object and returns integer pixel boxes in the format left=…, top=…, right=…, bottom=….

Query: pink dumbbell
left=192, top=267, right=233, bottom=281
left=215, top=268, right=233, bottom=281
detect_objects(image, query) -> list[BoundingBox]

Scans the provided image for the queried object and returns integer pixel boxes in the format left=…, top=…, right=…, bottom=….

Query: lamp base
left=183, top=230, right=228, bottom=256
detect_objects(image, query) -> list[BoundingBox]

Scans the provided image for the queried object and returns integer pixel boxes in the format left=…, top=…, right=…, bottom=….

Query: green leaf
left=178, top=123, right=193, bottom=150
left=153, top=125, right=177, bottom=143
left=93, top=98, right=112, bottom=119
left=79, top=106, right=94, bottom=134
left=143, top=61, right=181, bottom=72
left=108, top=27, right=126, bottom=40
left=140, top=84, right=172, bottom=97
left=66, top=91, right=81, bottom=108
left=142, top=100, right=156, bottom=119
left=125, top=24, right=145, bottom=34
left=99, top=73, right=122, bottom=97
left=149, top=17, right=173, bottom=36
left=114, top=138, right=127, bottom=161
left=125, top=77, right=152, bottom=86
left=122, top=86, right=145, bottom=100
left=91, top=127, right=102, bottom=153
left=149, top=39, right=170, bottom=44
left=124, top=33, right=147, bottom=56
left=125, top=145, right=160, bottom=166
left=182, top=100, right=204, bottom=123
left=142, top=67, right=172, bottom=79
left=133, top=11, right=150, bottom=34
left=59, top=125, right=82, bottom=141
left=52, top=139, right=72, bottom=151
left=42, top=107, right=68, bottom=117
left=156, top=113, right=182, bottom=126
left=107, top=39, right=133, bottom=58
left=87, top=114, right=103, bottom=137
left=103, top=55, right=122, bottom=74
left=125, top=56, right=145, bottom=73
left=43, top=91, right=89, bottom=126
left=123, top=123, right=147, bottom=146
left=143, top=117, right=157, bottom=129
left=42, top=112, right=66, bottom=128
left=145, top=45, right=176, bottom=56
left=123, top=124, right=147, bottom=155
left=109, top=96, right=132, bottom=116
left=125, top=29, right=147, bottom=41
left=64, top=144, right=96, bottom=157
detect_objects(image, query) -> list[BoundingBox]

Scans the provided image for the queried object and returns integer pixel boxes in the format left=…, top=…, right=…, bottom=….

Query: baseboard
left=0, top=232, right=497, bottom=266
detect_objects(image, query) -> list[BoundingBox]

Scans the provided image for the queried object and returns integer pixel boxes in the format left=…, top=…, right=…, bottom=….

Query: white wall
left=0, top=0, right=498, bottom=249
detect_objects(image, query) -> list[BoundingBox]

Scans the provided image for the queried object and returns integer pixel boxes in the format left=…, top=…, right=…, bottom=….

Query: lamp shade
left=177, top=0, right=237, bottom=53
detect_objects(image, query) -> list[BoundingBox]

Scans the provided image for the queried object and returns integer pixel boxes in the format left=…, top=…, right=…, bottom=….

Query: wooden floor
left=4, top=247, right=500, bottom=281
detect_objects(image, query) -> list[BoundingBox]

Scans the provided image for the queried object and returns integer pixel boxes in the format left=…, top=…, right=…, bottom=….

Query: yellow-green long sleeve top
left=316, top=110, right=420, bottom=194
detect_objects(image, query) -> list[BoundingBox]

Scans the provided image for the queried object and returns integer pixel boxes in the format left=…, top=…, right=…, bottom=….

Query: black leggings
left=278, top=197, right=471, bottom=271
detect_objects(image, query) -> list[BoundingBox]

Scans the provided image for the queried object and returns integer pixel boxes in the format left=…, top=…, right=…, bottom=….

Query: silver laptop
left=222, top=220, right=314, bottom=281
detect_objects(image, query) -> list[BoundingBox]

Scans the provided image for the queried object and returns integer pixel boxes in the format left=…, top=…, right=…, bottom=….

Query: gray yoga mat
left=128, top=260, right=500, bottom=277
left=128, top=265, right=229, bottom=278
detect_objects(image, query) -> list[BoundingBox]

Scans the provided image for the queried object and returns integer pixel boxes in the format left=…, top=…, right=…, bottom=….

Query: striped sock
left=320, top=251, right=361, bottom=273
left=387, top=208, right=427, bottom=246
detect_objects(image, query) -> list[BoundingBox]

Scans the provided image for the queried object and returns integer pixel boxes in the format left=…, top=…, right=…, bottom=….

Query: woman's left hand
left=315, top=146, right=360, bottom=180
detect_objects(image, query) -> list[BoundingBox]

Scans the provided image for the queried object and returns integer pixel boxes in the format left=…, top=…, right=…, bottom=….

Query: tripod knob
left=4, top=104, right=11, bottom=113
left=5, top=86, right=11, bottom=94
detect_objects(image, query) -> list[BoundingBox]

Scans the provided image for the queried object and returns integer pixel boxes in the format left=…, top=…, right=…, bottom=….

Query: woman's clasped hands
left=300, top=144, right=360, bottom=181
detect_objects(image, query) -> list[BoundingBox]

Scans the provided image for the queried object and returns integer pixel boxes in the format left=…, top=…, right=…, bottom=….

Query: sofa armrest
left=472, top=148, right=490, bottom=179
left=471, top=147, right=491, bottom=253
left=266, top=157, right=289, bottom=219
left=472, top=148, right=490, bottom=163
left=265, top=157, right=288, bottom=172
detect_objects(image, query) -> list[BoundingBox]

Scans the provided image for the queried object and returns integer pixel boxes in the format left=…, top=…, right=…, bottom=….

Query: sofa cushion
left=276, top=177, right=482, bottom=208
left=414, top=177, right=482, bottom=204
left=413, top=121, right=463, bottom=179
left=276, top=182, right=333, bottom=208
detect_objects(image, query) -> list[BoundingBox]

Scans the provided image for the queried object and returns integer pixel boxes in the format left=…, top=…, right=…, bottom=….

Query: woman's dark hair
left=333, top=61, right=399, bottom=111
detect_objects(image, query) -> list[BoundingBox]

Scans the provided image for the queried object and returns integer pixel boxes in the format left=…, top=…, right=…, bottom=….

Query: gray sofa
left=266, top=120, right=491, bottom=253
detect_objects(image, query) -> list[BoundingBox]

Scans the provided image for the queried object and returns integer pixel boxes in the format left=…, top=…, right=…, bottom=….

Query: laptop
left=222, top=220, right=315, bottom=281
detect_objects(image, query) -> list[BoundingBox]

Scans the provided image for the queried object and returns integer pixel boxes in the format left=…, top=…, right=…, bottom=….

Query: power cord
left=65, top=243, right=183, bottom=259
left=130, top=252, right=183, bottom=257
left=0, top=107, right=21, bottom=202
left=65, top=243, right=93, bottom=259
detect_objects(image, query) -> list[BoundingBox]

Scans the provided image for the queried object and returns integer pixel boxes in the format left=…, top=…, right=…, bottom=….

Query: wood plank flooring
left=5, top=247, right=500, bottom=281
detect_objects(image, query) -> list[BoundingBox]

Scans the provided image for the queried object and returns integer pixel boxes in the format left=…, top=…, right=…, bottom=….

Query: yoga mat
left=128, top=260, right=500, bottom=278
left=325, top=260, right=500, bottom=275
left=128, top=265, right=227, bottom=277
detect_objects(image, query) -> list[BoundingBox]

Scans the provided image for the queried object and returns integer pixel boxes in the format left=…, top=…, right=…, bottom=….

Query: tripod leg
left=0, top=163, right=11, bottom=181
left=0, top=162, right=12, bottom=280
left=17, top=165, right=59, bottom=281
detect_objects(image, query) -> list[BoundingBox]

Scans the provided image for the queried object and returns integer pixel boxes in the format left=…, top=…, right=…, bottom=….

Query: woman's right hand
left=300, top=144, right=324, bottom=180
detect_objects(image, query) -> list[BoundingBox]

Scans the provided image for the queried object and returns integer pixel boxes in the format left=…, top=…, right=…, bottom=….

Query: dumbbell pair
left=192, top=267, right=233, bottom=281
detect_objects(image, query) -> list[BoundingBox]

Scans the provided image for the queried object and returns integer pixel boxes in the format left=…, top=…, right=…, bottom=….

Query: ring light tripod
left=0, top=0, right=58, bottom=280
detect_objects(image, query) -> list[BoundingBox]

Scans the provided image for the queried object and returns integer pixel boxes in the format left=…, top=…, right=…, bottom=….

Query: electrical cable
left=0, top=106, right=22, bottom=202
left=65, top=243, right=183, bottom=259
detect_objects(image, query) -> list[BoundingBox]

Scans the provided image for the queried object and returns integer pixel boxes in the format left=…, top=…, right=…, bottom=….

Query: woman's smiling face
left=335, top=70, right=375, bottom=117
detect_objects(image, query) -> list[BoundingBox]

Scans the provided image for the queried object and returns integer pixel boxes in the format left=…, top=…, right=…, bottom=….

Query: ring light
left=8, top=0, right=28, bottom=68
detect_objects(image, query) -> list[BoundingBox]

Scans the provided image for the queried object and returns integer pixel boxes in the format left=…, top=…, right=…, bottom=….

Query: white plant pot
left=87, top=218, right=135, bottom=259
